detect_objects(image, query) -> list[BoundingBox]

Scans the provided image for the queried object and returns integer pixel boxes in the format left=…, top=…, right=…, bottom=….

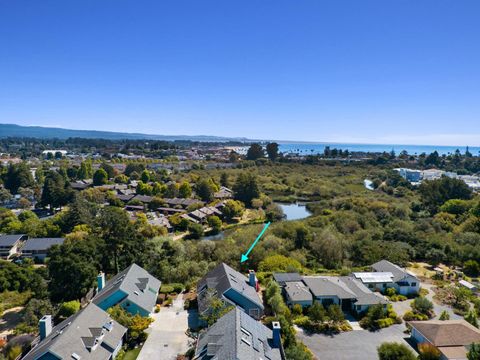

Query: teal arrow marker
left=240, top=222, right=271, bottom=263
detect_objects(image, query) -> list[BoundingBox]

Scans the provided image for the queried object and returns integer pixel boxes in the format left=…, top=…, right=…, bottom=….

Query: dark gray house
left=22, top=303, right=126, bottom=360
left=194, top=308, right=284, bottom=360
left=197, top=263, right=264, bottom=320
left=0, top=234, right=27, bottom=259
left=20, top=237, right=65, bottom=261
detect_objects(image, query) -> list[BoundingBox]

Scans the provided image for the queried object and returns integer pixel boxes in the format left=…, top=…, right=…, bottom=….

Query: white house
left=371, top=260, right=420, bottom=295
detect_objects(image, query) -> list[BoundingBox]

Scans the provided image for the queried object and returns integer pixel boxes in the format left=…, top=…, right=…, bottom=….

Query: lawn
left=123, top=347, right=141, bottom=360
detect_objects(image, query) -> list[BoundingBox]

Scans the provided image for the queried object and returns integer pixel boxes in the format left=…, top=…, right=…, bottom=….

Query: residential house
left=0, top=234, right=27, bottom=259
left=409, top=320, right=480, bottom=360
left=157, top=207, right=185, bottom=216
left=302, top=276, right=387, bottom=314
left=21, top=237, right=65, bottom=261
left=352, top=272, right=395, bottom=293
left=459, top=279, right=477, bottom=292
left=370, top=260, right=420, bottom=295
left=340, top=276, right=388, bottom=314
left=194, top=308, right=284, bottom=360
left=273, top=272, right=303, bottom=287
left=197, top=263, right=264, bottom=320
left=93, top=263, right=161, bottom=317
left=132, top=195, right=153, bottom=204
left=283, top=281, right=313, bottom=308
left=214, top=186, right=233, bottom=199
left=22, top=303, right=126, bottom=360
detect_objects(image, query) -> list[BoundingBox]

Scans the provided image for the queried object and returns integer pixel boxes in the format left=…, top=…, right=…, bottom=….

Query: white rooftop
left=352, top=272, right=394, bottom=283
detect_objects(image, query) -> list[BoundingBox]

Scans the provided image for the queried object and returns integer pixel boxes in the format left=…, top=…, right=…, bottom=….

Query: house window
left=411, top=282, right=417, bottom=287
left=382, top=284, right=387, bottom=288
left=249, top=309, right=260, bottom=318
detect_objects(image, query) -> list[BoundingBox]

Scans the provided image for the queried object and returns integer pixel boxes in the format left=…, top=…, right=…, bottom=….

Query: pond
left=199, top=202, right=312, bottom=242
left=276, top=202, right=312, bottom=221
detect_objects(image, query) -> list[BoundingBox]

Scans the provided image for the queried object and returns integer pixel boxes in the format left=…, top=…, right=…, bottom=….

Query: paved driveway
left=137, top=296, right=192, bottom=360
left=297, top=324, right=415, bottom=360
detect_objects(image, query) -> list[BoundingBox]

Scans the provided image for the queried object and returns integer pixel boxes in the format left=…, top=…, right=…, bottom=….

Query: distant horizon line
left=1, top=122, right=478, bottom=149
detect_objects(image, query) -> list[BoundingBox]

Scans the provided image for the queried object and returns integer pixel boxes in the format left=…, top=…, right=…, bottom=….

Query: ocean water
left=278, top=143, right=480, bottom=156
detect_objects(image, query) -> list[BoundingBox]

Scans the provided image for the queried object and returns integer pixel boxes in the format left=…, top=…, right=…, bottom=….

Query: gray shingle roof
left=22, top=304, right=127, bottom=360
left=21, top=238, right=65, bottom=251
left=302, top=276, right=357, bottom=299
left=93, top=263, right=161, bottom=314
left=284, top=281, right=313, bottom=303
left=371, top=260, right=417, bottom=283
left=339, top=277, right=388, bottom=306
left=197, top=263, right=263, bottom=314
left=0, top=234, right=25, bottom=247
left=273, top=272, right=303, bottom=286
left=194, top=308, right=282, bottom=360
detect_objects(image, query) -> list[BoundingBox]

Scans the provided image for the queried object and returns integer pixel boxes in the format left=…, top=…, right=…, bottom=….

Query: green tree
left=93, top=168, right=108, bottom=186
left=196, top=179, right=215, bottom=202
left=77, top=160, right=93, bottom=180
left=58, top=300, right=81, bottom=318
left=220, top=172, right=229, bottom=187
left=100, top=163, right=115, bottom=179
left=412, top=297, right=434, bottom=317
left=24, top=298, right=54, bottom=326
left=222, top=199, right=245, bottom=221
left=3, top=162, right=34, bottom=194
left=48, top=239, right=98, bottom=302
left=468, top=343, right=480, bottom=360
left=464, top=260, right=480, bottom=277
left=207, top=215, right=222, bottom=235
left=233, top=173, right=260, bottom=207
left=200, top=291, right=234, bottom=326
left=125, top=163, right=145, bottom=176
left=309, top=301, right=327, bottom=323
left=327, top=304, right=344, bottom=323
left=465, top=309, right=479, bottom=328
left=140, top=170, right=150, bottom=183
left=246, top=143, right=265, bottom=160
left=40, top=171, right=73, bottom=211
left=284, top=343, right=313, bottom=360
left=419, top=177, right=472, bottom=213
left=266, top=142, right=279, bottom=161
left=96, top=206, right=143, bottom=273
left=179, top=181, right=192, bottom=198
left=377, top=342, right=416, bottom=360
left=188, top=222, right=204, bottom=239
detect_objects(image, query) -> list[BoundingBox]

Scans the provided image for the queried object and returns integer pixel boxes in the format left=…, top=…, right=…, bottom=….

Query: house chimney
left=272, top=321, right=281, bottom=348
left=39, top=315, right=52, bottom=340
left=248, top=270, right=256, bottom=288
left=97, top=272, right=105, bottom=291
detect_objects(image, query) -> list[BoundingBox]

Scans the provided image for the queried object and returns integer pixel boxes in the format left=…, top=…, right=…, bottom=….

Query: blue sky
left=1, top=0, right=479, bottom=145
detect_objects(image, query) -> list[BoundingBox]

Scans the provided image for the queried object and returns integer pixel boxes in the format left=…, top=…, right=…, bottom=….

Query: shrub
left=411, top=297, right=434, bottom=318
left=403, top=311, right=429, bottom=321
left=58, top=300, right=81, bottom=318
left=377, top=342, right=416, bottom=360
left=418, top=342, right=441, bottom=360
left=385, top=288, right=396, bottom=297
left=439, top=310, right=450, bottom=320
left=292, top=304, right=303, bottom=316
left=159, top=285, right=174, bottom=294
